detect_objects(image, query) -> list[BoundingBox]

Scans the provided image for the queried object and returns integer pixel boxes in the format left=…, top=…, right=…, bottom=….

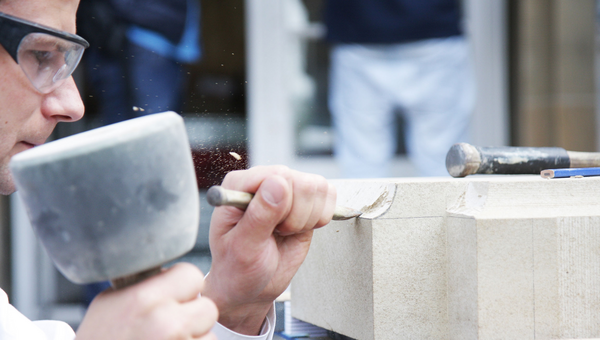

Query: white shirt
left=211, top=304, right=275, bottom=340
left=0, top=289, right=75, bottom=340
left=0, top=288, right=274, bottom=340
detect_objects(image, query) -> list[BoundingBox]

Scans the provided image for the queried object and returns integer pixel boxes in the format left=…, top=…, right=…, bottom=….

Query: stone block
left=292, top=176, right=600, bottom=339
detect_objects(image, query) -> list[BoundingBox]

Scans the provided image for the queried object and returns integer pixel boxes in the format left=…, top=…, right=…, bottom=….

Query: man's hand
left=202, top=165, right=337, bottom=335
left=76, top=263, right=218, bottom=340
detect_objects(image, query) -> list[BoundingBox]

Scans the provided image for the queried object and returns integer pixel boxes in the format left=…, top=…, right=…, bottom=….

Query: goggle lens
left=17, top=32, right=85, bottom=93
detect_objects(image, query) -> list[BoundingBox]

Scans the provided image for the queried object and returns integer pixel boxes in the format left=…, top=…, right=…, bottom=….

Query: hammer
left=10, top=112, right=199, bottom=289
left=446, top=142, right=600, bottom=177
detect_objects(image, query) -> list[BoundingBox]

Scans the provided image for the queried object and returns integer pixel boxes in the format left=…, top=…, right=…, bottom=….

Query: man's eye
left=31, top=50, right=53, bottom=64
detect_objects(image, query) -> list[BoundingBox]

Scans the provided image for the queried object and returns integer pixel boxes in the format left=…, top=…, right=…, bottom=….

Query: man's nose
left=40, top=77, right=85, bottom=122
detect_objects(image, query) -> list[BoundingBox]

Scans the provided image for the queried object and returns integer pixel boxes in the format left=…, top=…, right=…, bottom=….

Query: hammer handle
left=206, top=185, right=362, bottom=220
left=446, top=143, right=600, bottom=177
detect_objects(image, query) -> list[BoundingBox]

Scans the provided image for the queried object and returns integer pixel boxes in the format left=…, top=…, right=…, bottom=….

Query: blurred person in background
left=77, top=0, right=202, bottom=125
left=325, top=0, right=474, bottom=177
left=0, top=0, right=337, bottom=338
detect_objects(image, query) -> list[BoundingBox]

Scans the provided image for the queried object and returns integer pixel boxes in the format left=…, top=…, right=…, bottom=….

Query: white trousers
left=329, top=36, right=475, bottom=178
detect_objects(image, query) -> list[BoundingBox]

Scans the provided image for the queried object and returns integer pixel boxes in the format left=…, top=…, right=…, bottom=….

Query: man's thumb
left=236, top=176, right=290, bottom=241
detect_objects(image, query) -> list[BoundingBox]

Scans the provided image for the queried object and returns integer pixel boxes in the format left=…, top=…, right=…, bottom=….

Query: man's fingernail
left=261, top=177, right=284, bottom=205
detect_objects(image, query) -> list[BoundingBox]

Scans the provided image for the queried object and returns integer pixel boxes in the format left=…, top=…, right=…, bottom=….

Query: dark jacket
left=77, top=0, right=187, bottom=56
left=109, top=0, right=187, bottom=44
left=325, top=0, right=462, bottom=44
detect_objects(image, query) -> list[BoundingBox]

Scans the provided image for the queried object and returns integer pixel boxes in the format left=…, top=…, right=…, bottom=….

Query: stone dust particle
left=229, top=152, right=242, bottom=160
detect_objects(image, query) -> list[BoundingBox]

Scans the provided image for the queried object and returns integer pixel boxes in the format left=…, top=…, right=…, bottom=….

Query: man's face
left=0, top=0, right=84, bottom=195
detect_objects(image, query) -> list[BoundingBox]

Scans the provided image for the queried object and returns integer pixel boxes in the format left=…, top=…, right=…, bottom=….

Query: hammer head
left=445, top=143, right=482, bottom=177
left=9, top=112, right=199, bottom=284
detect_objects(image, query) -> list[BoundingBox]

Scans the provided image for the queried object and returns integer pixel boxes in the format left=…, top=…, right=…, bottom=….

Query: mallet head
left=9, top=112, right=199, bottom=285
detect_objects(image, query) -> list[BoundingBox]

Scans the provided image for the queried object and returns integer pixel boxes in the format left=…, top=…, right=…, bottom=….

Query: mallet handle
left=110, top=266, right=162, bottom=289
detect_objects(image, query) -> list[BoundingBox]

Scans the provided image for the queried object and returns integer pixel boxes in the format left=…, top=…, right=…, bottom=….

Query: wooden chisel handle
left=206, top=185, right=362, bottom=220
left=446, top=143, right=600, bottom=177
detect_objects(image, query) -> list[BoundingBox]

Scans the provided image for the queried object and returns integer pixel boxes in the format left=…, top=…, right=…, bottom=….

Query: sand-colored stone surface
left=292, top=176, right=600, bottom=339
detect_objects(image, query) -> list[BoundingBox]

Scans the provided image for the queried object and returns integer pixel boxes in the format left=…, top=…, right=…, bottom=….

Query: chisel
left=206, top=185, right=362, bottom=220
left=446, top=142, right=600, bottom=177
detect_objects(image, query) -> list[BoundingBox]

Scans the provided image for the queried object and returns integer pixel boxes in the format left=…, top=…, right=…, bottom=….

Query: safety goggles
left=0, top=11, right=89, bottom=94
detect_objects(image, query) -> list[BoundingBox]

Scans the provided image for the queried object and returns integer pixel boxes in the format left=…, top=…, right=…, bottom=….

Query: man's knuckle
left=149, top=308, right=186, bottom=339
left=129, top=287, right=155, bottom=309
left=295, top=179, right=317, bottom=196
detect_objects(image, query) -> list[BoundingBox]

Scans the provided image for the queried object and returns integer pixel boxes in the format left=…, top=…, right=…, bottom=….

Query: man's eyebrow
left=24, top=34, right=69, bottom=51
